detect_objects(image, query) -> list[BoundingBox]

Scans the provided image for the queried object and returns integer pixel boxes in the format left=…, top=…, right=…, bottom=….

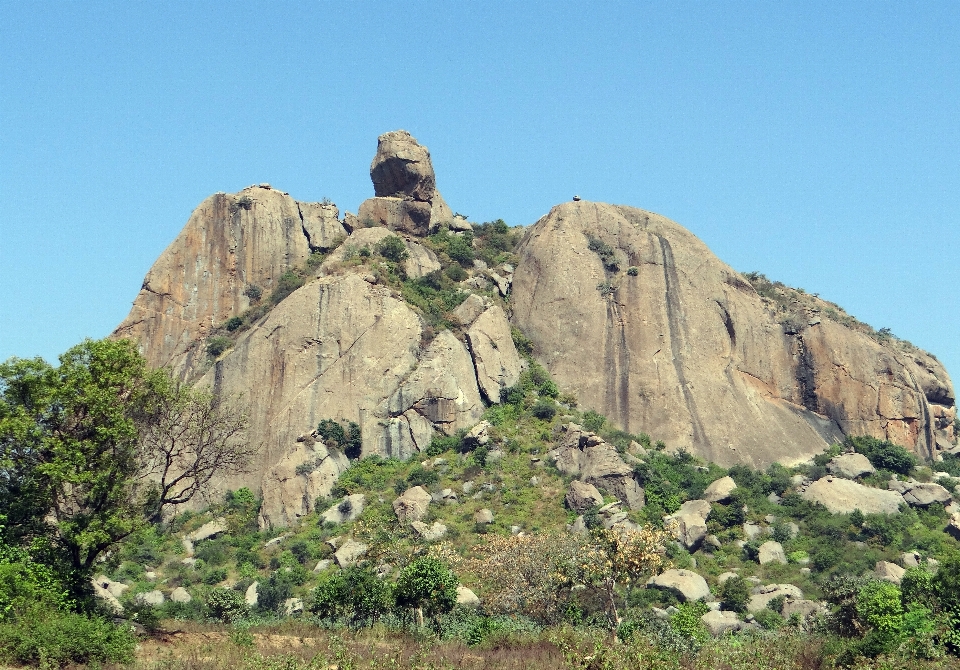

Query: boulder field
left=112, top=130, right=956, bottom=526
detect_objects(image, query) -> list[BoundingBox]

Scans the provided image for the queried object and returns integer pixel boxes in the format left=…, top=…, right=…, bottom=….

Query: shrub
left=669, top=601, right=709, bottom=643
left=511, top=327, right=534, bottom=356
left=375, top=235, right=409, bottom=263
left=627, top=266, right=639, bottom=276
left=317, top=419, right=362, bottom=459
left=225, top=316, right=244, bottom=331
left=586, top=235, right=620, bottom=271
left=719, top=575, right=750, bottom=614
left=847, top=435, right=916, bottom=475
left=446, top=235, right=475, bottom=266
left=753, top=608, right=785, bottom=630
left=406, top=465, right=439, bottom=489
left=311, top=566, right=392, bottom=625
left=581, top=410, right=606, bottom=433
left=202, top=567, right=228, bottom=585
left=206, top=587, right=248, bottom=622
left=0, top=606, right=136, bottom=666
left=206, top=336, right=232, bottom=357
left=856, top=580, right=904, bottom=655
left=272, top=270, right=306, bottom=304
left=243, top=284, right=263, bottom=302
left=445, top=264, right=467, bottom=282
left=531, top=399, right=557, bottom=421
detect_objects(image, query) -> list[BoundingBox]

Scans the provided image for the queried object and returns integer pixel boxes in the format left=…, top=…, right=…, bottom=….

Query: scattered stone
left=136, top=590, right=165, bottom=607
left=646, top=569, right=711, bottom=602
left=474, top=509, right=494, bottom=524
left=566, top=480, right=605, bottom=513
left=334, top=539, right=369, bottom=567
left=462, top=481, right=475, bottom=494
left=90, top=577, right=124, bottom=614
left=284, top=598, right=304, bottom=615
left=790, top=474, right=806, bottom=487
left=876, top=561, right=906, bottom=584
left=827, top=453, right=876, bottom=479
left=758, top=541, right=787, bottom=565
left=702, top=610, right=744, bottom=636
left=457, top=585, right=480, bottom=607
left=511, top=525, right=522, bottom=535
left=801, top=477, right=905, bottom=515
left=170, top=587, right=192, bottom=603
left=530, top=476, right=540, bottom=486
left=902, top=551, right=922, bottom=568
left=393, top=486, right=433, bottom=524
left=313, top=559, right=332, bottom=572
left=748, top=584, right=803, bottom=613
left=664, top=510, right=708, bottom=551
left=800, top=567, right=811, bottom=576
left=716, top=571, right=739, bottom=584
left=782, top=599, right=822, bottom=619
left=181, top=557, right=197, bottom=566
left=320, top=494, right=366, bottom=525
left=743, top=522, right=762, bottom=540
left=186, top=518, right=229, bottom=543
left=569, top=516, right=588, bottom=534
left=245, top=582, right=259, bottom=607
left=703, top=476, right=737, bottom=503
left=767, top=492, right=782, bottom=504
left=705, top=534, right=723, bottom=550
left=411, top=521, right=447, bottom=541
left=441, top=488, right=459, bottom=504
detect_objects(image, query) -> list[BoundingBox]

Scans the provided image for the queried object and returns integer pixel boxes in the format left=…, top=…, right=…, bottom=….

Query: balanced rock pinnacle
left=356, top=130, right=458, bottom=236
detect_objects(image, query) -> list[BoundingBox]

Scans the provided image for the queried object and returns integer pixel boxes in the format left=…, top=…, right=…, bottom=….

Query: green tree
left=0, top=338, right=253, bottom=598
left=719, top=575, right=750, bottom=614
left=311, top=566, right=392, bottom=625
left=393, top=557, right=458, bottom=628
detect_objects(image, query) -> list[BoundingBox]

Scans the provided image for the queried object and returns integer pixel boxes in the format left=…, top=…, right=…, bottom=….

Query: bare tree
left=135, top=381, right=255, bottom=522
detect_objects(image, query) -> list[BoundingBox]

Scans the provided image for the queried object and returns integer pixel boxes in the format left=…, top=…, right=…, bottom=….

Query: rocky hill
left=113, top=130, right=956, bottom=524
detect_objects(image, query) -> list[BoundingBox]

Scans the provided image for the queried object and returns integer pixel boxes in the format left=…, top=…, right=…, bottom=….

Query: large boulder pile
left=549, top=423, right=645, bottom=509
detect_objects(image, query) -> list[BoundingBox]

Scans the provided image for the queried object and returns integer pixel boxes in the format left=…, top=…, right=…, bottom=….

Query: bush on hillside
left=846, top=435, right=916, bottom=475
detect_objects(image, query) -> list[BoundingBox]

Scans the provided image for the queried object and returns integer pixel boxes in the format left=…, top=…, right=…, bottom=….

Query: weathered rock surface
left=664, top=500, right=711, bottom=551
left=245, top=582, right=259, bottom=607
left=703, top=476, right=737, bottom=503
left=828, top=453, right=876, bottom=479
left=170, top=587, right=192, bottom=603
left=566, top=480, right=605, bottom=513
left=320, top=494, right=365, bottom=525
left=647, top=569, right=711, bottom=602
left=511, top=201, right=955, bottom=466
left=114, top=186, right=345, bottom=371
left=748, top=584, right=803, bottom=613
left=702, top=610, right=744, bottom=636
left=876, top=561, right=906, bottom=584
left=801, top=477, right=905, bottom=515
left=465, top=304, right=523, bottom=403
left=393, top=486, right=433, bottom=524
left=549, top=424, right=645, bottom=509
left=258, top=443, right=350, bottom=529
left=334, top=539, right=368, bottom=567
left=411, top=521, right=447, bottom=541
left=758, top=541, right=787, bottom=565
left=901, top=482, right=952, bottom=508
left=359, top=130, right=453, bottom=236
left=457, top=585, right=480, bottom=607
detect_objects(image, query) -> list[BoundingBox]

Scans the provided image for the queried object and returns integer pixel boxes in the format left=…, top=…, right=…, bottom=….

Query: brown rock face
left=113, top=185, right=345, bottom=371
left=357, top=130, right=454, bottom=236
left=511, top=201, right=955, bottom=467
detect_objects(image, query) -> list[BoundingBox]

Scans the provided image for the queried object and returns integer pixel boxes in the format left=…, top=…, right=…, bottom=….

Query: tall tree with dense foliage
left=0, top=338, right=252, bottom=597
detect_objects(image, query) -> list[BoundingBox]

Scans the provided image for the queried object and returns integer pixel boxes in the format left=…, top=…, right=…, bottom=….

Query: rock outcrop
left=801, top=476, right=905, bottom=515
left=549, top=423, right=645, bottom=509
left=511, top=201, right=955, bottom=466
left=114, top=185, right=345, bottom=372
left=356, top=130, right=454, bottom=236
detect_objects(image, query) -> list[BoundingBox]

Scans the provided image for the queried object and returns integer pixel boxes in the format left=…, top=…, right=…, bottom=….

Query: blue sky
left=1, top=1, right=957, bottom=388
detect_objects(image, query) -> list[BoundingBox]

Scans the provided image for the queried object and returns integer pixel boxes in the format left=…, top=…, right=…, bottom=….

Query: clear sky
left=1, top=1, right=957, bottom=388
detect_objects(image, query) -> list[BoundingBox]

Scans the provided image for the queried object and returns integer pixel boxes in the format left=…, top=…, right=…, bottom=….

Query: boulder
left=245, top=582, right=259, bottom=607
left=334, top=539, right=369, bottom=567
left=170, top=587, right=192, bottom=604
left=677, top=499, right=712, bottom=518
left=320, top=494, right=365, bottom=525
left=827, top=453, right=876, bottom=479
left=876, top=561, right=906, bottom=584
left=284, top=598, right=304, bottom=615
left=457, top=585, right=480, bottom=607
left=411, top=521, right=447, bottom=541
left=465, top=305, right=523, bottom=403
left=474, top=509, right=494, bottom=524
left=136, top=590, right=165, bottom=607
left=748, top=584, right=803, bottom=613
left=566, top=480, right=605, bottom=513
left=782, top=599, right=822, bottom=619
left=313, top=559, right=332, bottom=572
left=664, top=511, right=708, bottom=551
left=902, top=551, right=922, bottom=568
left=186, top=518, right=228, bottom=543
left=646, top=569, right=711, bottom=602
left=703, top=476, right=737, bottom=503
left=393, top=486, right=433, bottom=524
left=743, top=522, right=763, bottom=540
left=701, top=610, right=744, bottom=636
left=90, top=577, right=124, bottom=614
left=901, top=483, right=952, bottom=508
left=758, top=541, right=787, bottom=565
left=801, top=477, right=905, bottom=515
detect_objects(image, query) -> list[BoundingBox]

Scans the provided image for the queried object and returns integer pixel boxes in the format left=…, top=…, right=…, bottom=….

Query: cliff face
left=510, top=201, right=955, bottom=467
left=113, top=185, right=345, bottom=373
